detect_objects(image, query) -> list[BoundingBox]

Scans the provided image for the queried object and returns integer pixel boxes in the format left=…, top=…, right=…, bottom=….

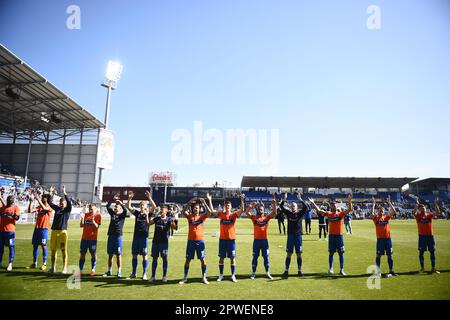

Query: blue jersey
left=132, top=210, right=149, bottom=237
left=152, top=216, right=172, bottom=244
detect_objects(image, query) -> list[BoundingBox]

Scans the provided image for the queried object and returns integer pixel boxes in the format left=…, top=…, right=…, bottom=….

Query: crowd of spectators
left=0, top=179, right=87, bottom=208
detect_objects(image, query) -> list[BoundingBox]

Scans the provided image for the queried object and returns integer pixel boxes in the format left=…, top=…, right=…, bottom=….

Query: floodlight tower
left=97, top=60, right=123, bottom=201
left=102, top=60, right=123, bottom=128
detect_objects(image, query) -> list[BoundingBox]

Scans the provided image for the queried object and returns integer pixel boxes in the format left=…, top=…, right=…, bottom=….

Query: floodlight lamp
left=105, top=60, right=123, bottom=83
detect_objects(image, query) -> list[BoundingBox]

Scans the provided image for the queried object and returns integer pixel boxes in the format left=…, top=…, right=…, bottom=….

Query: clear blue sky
left=1, top=0, right=449, bottom=187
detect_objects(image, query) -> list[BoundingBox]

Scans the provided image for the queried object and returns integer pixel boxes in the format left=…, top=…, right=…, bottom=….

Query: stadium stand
left=0, top=43, right=104, bottom=204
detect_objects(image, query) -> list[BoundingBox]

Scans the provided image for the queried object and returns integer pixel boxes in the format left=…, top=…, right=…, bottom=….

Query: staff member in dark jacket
left=278, top=192, right=308, bottom=278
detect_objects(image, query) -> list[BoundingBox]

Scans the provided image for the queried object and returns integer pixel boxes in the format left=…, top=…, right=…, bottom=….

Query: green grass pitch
left=0, top=218, right=449, bottom=300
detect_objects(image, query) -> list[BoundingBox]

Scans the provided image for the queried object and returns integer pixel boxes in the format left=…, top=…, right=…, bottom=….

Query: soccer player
left=28, top=192, right=53, bottom=270
left=126, top=190, right=154, bottom=280
left=79, top=203, right=101, bottom=276
left=370, top=196, right=397, bottom=277
left=103, top=193, right=128, bottom=278
left=412, top=197, right=442, bottom=274
left=344, top=213, right=353, bottom=235
left=148, top=202, right=177, bottom=283
left=179, top=197, right=211, bottom=285
left=318, top=202, right=327, bottom=240
left=278, top=192, right=309, bottom=278
left=48, top=185, right=72, bottom=274
left=245, top=196, right=277, bottom=280
left=207, top=193, right=245, bottom=283
left=0, top=195, right=20, bottom=271
left=309, top=194, right=353, bottom=276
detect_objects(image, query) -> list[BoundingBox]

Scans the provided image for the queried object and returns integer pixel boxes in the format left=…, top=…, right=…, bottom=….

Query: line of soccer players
left=0, top=188, right=444, bottom=282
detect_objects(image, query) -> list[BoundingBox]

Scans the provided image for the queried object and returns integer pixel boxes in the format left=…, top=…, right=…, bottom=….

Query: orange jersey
left=219, top=212, right=238, bottom=240
left=34, top=206, right=53, bottom=229
left=82, top=212, right=102, bottom=240
left=187, top=214, right=207, bottom=241
left=373, top=215, right=391, bottom=239
left=251, top=215, right=272, bottom=239
left=325, top=211, right=345, bottom=235
left=415, top=212, right=434, bottom=236
left=0, top=205, right=21, bottom=232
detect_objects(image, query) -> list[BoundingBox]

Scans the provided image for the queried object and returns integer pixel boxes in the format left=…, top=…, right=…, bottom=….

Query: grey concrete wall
left=0, top=143, right=97, bottom=202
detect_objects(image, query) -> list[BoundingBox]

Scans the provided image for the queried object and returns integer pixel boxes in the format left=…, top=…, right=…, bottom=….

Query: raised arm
left=342, top=194, right=353, bottom=216
left=411, top=198, right=420, bottom=218
left=35, top=192, right=51, bottom=212
left=182, top=202, right=191, bottom=217
left=199, top=198, right=212, bottom=218
left=370, top=197, right=377, bottom=219
left=308, top=197, right=326, bottom=215
left=386, top=196, right=397, bottom=218
left=28, top=194, right=35, bottom=214
left=294, top=191, right=308, bottom=214
left=62, top=185, right=72, bottom=212
left=294, top=191, right=303, bottom=202
left=145, top=190, right=156, bottom=214
left=47, top=186, right=60, bottom=212
left=118, top=199, right=127, bottom=216
left=235, top=194, right=245, bottom=216
left=432, top=197, right=442, bottom=218
left=269, top=195, right=278, bottom=219
left=205, top=193, right=217, bottom=217
left=278, top=193, right=291, bottom=215
left=108, top=192, right=122, bottom=215
left=127, top=191, right=136, bottom=215
left=107, top=201, right=115, bottom=215
left=245, top=201, right=256, bottom=218
left=80, top=208, right=86, bottom=228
